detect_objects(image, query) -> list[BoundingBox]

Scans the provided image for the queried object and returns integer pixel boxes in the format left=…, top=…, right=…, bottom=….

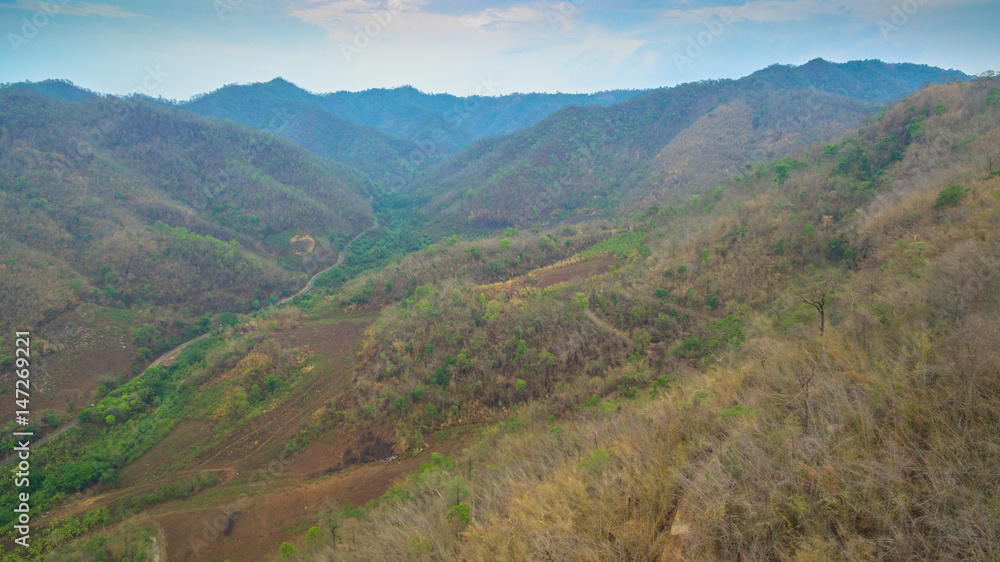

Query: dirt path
left=584, top=309, right=631, bottom=342
left=2, top=211, right=380, bottom=468
left=147, top=333, right=212, bottom=370
left=40, top=468, right=240, bottom=524
left=657, top=452, right=720, bottom=561
left=0, top=418, right=78, bottom=467
left=0, top=332, right=209, bottom=468
left=280, top=200, right=378, bottom=305
left=0, top=328, right=219, bottom=468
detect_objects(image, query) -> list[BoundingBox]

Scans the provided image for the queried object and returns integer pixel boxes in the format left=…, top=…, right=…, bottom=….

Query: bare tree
left=793, top=275, right=835, bottom=336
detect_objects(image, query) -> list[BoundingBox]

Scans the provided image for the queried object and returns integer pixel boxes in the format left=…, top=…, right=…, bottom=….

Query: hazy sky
left=1, top=0, right=997, bottom=99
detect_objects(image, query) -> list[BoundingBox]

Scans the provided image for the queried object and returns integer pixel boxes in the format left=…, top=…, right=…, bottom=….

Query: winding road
left=279, top=207, right=378, bottom=305
left=1, top=204, right=379, bottom=467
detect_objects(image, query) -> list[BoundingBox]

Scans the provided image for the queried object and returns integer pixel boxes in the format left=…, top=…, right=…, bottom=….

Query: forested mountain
left=410, top=59, right=970, bottom=228
left=1, top=78, right=99, bottom=102
left=176, top=78, right=642, bottom=160
left=177, top=79, right=424, bottom=187
left=316, top=85, right=643, bottom=153
left=0, top=86, right=374, bottom=331
left=5, top=73, right=997, bottom=561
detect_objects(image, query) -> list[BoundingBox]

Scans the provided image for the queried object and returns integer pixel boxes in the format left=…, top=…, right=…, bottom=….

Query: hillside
left=316, top=85, right=643, bottom=153
left=4, top=73, right=997, bottom=560
left=0, top=86, right=376, bottom=418
left=181, top=79, right=641, bottom=157
left=410, top=59, right=970, bottom=228
left=178, top=79, right=425, bottom=187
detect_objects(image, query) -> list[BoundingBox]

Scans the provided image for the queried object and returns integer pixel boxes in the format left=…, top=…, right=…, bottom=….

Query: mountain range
left=2, top=58, right=998, bottom=561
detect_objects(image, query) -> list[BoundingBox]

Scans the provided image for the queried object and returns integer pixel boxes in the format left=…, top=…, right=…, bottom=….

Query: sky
left=1, top=0, right=997, bottom=100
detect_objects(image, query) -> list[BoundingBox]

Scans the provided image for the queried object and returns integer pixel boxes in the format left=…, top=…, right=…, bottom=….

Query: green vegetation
left=407, top=60, right=966, bottom=229
left=934, top=181, right=969, bottom=209
left=262, top=75, right=1000, bottom=562
left=2, top=67, right=993, bottom=562
left=579, top=230, right=648, bottom=259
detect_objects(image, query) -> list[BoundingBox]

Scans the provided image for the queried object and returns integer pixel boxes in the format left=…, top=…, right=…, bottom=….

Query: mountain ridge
left=407, top=58, right=972, bottom=228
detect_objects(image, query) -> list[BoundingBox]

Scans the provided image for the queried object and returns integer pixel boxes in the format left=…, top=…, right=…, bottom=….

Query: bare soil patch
left=153, top=427, right=475, bottom=561
left=533, top=253, right=618, bottom=288
left=120, top=420, right=217, bottom=487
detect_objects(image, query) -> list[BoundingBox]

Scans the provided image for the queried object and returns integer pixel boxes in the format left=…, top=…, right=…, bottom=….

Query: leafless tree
left=793, top=275, right=835, bottom=336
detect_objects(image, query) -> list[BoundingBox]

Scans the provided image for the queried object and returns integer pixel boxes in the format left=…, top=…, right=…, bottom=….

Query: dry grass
left=279, top=78, right=1000, bottom=562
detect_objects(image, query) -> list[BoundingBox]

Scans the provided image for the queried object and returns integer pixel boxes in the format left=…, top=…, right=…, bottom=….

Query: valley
left=1, top=61, right=999, bottom=561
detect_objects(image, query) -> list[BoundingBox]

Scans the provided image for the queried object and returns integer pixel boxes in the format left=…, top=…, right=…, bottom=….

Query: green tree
left=304, top=526, right=323, bottom=546
left=447, top=502, right=471, bottom=526
left=773, top=161, right=791, bottom=184
left=934, top=181, right=968, bottom=209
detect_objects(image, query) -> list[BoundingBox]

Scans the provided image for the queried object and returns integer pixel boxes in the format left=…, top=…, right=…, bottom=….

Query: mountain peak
left=1, top=78, right=98, bottom=102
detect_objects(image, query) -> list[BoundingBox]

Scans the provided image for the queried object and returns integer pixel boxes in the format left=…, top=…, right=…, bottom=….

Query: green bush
left=934, top=182, right=968, bottom=209
left=672, top=336, right=705, bottom=359
left=446, top=502, right=471, bottom=526
left=409, top=384, right=424, bottom=401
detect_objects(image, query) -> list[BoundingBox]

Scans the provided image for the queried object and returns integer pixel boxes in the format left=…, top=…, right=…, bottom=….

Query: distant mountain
left=162, top=78, right=642, bottom=187
left=315, top=85, right=644, bottom=153
left=3, top=78, right=99, bottom=102
left=177, top=79, right=423, bottom=187
left=750, top=58, right=968, bottom=103
left=409, top=59, right=971, bottom=228
left=0, top=86, right=374, bottom=329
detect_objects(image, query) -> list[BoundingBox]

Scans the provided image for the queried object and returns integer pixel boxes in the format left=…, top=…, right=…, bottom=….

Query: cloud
left=0, top=0, right=147, bottom=18
left=658, top=0, right=993, bottom=25
left=284, top=0, right=550, bottom=38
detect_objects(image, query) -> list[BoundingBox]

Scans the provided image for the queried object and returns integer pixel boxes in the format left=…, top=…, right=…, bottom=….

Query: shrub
left=446, top=502, right=472, bottom=526
left=409, top=384, right=424, bottom=401
left=934, top=182, right=968, bottom=209
left=706, top=293, right=721, bottom=310
left=304, top=526, right=323, bottom=546
left=578, top=449, right=611, bottom=476
left=672, top=336, right=705, bottom=359
left=773, top=161, right=791, bottom=183
left=432, top=367, right=450, bottom=387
